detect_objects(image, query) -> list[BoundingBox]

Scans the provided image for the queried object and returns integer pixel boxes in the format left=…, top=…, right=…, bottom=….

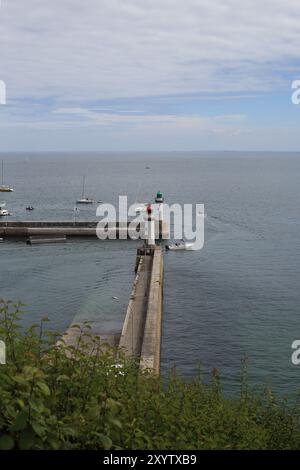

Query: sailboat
left=0, top=160, right=14, bottom=192
left=76, top=176, right=95, bottom=204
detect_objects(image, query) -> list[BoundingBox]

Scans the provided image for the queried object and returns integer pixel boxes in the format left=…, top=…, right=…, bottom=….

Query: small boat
left=134, top=203, right=147, bottom=214
left=0, top=204, right=9, bottom=217
left=166, top=241, right=195, bottom=251
left=0, top=160, right=14, bottom=192
left=26, top=206, right=34, bottom=211
left=77, top=198, right=95, bottom=204
left=0, top=186, right=13, bottom=193
left=76, top=176, right=95, bottom=204
left=0, top=209, right=9, bottom=216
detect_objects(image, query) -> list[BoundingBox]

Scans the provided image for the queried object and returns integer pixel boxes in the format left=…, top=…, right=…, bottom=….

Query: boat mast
left=82, top=176, right=85, bottom=199
left=1, top=160, right=3, bottom=186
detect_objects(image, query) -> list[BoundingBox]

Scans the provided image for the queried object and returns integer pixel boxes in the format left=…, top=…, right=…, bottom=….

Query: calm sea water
left=0, top=151, right=299, bottom=397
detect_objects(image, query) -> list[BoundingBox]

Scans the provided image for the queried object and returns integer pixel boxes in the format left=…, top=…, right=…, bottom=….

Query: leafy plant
left=0, top=301, right=300, bottom=450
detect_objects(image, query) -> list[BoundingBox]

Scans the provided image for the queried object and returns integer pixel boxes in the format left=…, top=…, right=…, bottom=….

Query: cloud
left=1, top=0, right=300, bottom=102
left=0, top=0, right=300, bottom=150
left=51, top=107, right=247, bottom=134
left=0, top=104, right=246, bottom=132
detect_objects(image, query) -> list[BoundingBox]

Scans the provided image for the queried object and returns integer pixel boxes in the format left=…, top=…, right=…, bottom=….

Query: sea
left=0, top=151, right=299, bottom=398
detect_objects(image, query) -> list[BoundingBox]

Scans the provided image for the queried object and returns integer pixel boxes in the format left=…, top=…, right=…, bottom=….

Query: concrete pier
left=139, top=246, right=164, bottom=374
left=0, top=220, right=169, bottom=239
left=119, top=253, right=153, bottom=358
left=119, top=245, right=164, bottom=374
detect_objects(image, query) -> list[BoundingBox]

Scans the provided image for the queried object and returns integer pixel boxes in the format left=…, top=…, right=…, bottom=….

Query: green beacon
left=155, top=191, right=164, bottom=203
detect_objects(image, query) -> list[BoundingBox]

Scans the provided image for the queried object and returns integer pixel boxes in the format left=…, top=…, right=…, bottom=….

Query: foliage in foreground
left=0, top=302, right=300, bottom=450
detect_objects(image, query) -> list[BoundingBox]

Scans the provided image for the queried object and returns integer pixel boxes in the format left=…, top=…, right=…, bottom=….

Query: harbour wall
left=0, top=221, right=169, bottom=239
left=119, top=245, right=164, bottom=374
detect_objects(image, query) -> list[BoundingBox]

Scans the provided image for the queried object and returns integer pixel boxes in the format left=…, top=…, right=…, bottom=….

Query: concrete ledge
left=59, top=326, right=120, bottom=357
left=0, top=220, right=168, bottom=239
left=139, top=246, right=164, bottom=374
left=119, top=254, right=152, bottom=358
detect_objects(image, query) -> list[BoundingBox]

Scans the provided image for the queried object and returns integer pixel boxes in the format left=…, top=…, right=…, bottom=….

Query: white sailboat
left=0, top=160, right=14, bottom=192
left=76, top=176, right=95, bottom=204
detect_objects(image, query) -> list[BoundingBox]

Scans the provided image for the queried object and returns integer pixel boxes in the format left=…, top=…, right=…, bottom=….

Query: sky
left=0, top=0, right=300, bottom=152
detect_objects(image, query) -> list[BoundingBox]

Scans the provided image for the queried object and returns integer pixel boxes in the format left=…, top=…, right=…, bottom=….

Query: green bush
left=0, top=301, right=300, bottom=450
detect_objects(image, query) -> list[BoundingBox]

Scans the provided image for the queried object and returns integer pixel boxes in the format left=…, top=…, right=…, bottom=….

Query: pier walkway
left=119, top=244, right=164, bottom=373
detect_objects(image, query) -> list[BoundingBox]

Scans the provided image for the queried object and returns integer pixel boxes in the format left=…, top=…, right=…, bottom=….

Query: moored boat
left=76, top=176, right=95, bottom=204
left=166, top=241, right=195, bottom=251
left=0, top=161, right=14, bottom=192
left=76, top=198, right=95, bottom=204
left=0, top=203, right=9, bottom=217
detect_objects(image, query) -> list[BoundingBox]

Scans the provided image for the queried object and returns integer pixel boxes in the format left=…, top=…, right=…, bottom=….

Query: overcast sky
left=0, top=0, right=300, bottom=151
